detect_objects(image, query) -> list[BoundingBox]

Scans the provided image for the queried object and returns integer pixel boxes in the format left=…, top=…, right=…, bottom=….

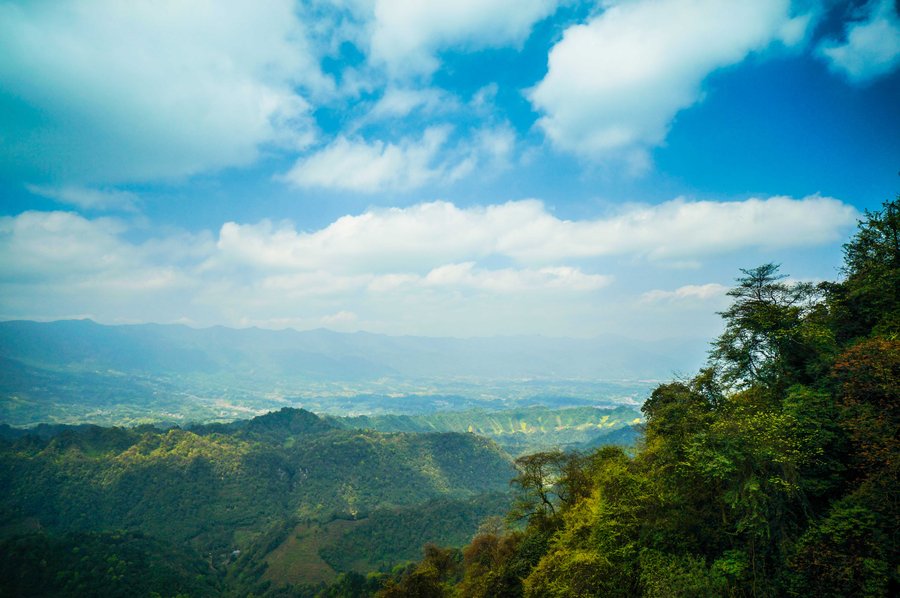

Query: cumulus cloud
left=530, top=0, right=810, bottom=163
left=366, top=87, right=459, bottom=120
left=641, top=283, right=729, bottom=303
left=0, top=195, right=857, bottom=336
left=0, top=0, right=326, bottom=184
left=369, top=0, right=560, bottom=76
left=818, top=0, right=900, bottom=84
left=211, top=195, right=856, bottom=273
left=422, top=262, right=611, bottom=292
left=281, top=127, right=452, bottom=192
left=282, top=123, right=515, bottom=192
left=0, top=211, right=210, bottom=328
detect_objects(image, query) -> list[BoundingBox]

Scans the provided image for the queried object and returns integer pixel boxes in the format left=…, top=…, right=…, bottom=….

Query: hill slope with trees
left=0, top=408, right=516, bottom=595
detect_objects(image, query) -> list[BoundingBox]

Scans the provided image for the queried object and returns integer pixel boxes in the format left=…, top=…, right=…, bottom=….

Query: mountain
left=0, top=319, right=698, bottom=426
left=334, top=404, right=644, bottom=456
left=0, top=408, right=514, bottom=546
left=0, top=408, right=516, bottom=594
left=0, top=318, right=706, bottom=381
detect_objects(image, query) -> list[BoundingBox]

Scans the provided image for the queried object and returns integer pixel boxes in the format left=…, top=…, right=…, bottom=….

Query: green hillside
left=0, top=408, right=515, bottom=595
left=335, top=404, right=643, bottom=455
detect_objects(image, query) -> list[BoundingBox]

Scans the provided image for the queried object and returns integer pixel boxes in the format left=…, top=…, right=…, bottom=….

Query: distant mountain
left=334, top=404, right=644, bottom=456
left=0, top=318, right=706, bottom=381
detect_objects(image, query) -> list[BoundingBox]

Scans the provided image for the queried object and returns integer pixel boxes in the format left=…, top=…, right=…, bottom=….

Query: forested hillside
left=0, top=408, right=515, bottom=596
left=336, top=199, right=899, bottom=597
left=333, top=404, right=643, bottom=456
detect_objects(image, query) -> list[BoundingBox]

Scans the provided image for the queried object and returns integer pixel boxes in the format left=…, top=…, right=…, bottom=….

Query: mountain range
left=0, top=319, right=707, bottom=382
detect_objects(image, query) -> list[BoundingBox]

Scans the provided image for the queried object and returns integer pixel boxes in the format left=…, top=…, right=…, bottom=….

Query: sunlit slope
left=336, top=404, right=644, bottom=455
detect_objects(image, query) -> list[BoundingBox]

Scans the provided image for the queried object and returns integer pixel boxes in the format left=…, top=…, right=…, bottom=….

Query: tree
left=710, top=263, right=825, bottom=391
left=827, top=196, right=900, bottom=341
left=508, top=450, right=591, bottom=526
left=833, top=337, right=900, bottom=477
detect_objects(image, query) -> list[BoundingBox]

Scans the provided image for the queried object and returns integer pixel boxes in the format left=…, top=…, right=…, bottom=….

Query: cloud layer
left=369, top=0, right=560, bottom=76
left=1, top=0, right=895, bottom=192
left=0, top=196, right=857, bottom=337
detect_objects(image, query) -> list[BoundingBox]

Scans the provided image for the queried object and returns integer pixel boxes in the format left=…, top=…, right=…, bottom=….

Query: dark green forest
left=0, top=408, right=515, bottom=596
left=1, top=198, right=897, bottom=597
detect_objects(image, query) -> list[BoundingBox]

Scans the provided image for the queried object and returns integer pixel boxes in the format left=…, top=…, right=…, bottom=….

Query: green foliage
left=829, top=196, right=900, bottom=341
left=338, top=404, right=643, bottom=456
left=318, top=494, right=510, bottom=572
left=0, top=531, right=220, bottom=597
left=710, top=263, right=828, bottom=391
left=787, top=496, right=892, bottom=597
left=0, top=408, right=516, bottom=596
left=0, top=409, right=514, bottom=552
left=376, top=544, right=462, bottom=598
left=638, top=550, right=726, bottom=598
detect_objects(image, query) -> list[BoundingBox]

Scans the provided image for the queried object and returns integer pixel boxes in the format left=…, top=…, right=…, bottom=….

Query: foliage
left=0, top=408, right=515, bottom=595
left=828, top=196, right=900, bottom=341
left=318, top=494, right=511, bottom=572
left=0, top=530, right=220, bottom=597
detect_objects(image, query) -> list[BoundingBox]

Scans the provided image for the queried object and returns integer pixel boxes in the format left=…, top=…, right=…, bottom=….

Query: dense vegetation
left=0, top=409, right=515, bottom=595
left=337, top=198, right=899, bottom=597
left=0, top=531, right=221, bottom=598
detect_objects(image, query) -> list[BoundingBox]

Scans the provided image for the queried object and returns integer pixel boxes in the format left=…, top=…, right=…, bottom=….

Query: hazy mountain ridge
left=0, top=319, right=707, bottom=381
left=0, top=318, right=694, bottom=427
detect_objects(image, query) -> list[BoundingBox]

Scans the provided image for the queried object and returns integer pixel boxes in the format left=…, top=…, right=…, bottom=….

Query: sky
left=0, top=0, right=898, bottom=341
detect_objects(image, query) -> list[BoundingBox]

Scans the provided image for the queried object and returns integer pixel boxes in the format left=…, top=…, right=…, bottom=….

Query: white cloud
left=0, top=195, right=857, bottom=337
left=818, top=0, right=900, bottom=84
left=282, top=127, right=452, bottom=192
left=282, top=123, right=515, bottom=192
left=641, top=283, right=729, bottom=303
left=212, top=195, right=855, bottom=274
left=493, top=195, right=859, bottom=262
left=369, top=0, right=560, bottom=76
left=25, top=185, right=140, bottom=212
left=0, top=210, right=205, bottom=317
left=530, top=0, right=810, bottom=162
left=0, top=211, right=131, bottom=279
left=423, top=262, right=611, bottom=292
left=366, top=87, right=459, bottom=120
left=322, top=310, right=359, bottom=327
left=0, top=0, right=326, bottom=184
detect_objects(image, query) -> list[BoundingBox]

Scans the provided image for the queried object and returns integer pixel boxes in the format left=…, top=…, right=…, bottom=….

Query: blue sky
left=0, top=0, right=898, bottom=340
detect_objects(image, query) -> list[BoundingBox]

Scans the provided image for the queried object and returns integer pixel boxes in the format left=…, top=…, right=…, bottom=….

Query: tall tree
left=710, top=263, right=824, bottom=391
left=827, top=197, right=900, bottom=342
